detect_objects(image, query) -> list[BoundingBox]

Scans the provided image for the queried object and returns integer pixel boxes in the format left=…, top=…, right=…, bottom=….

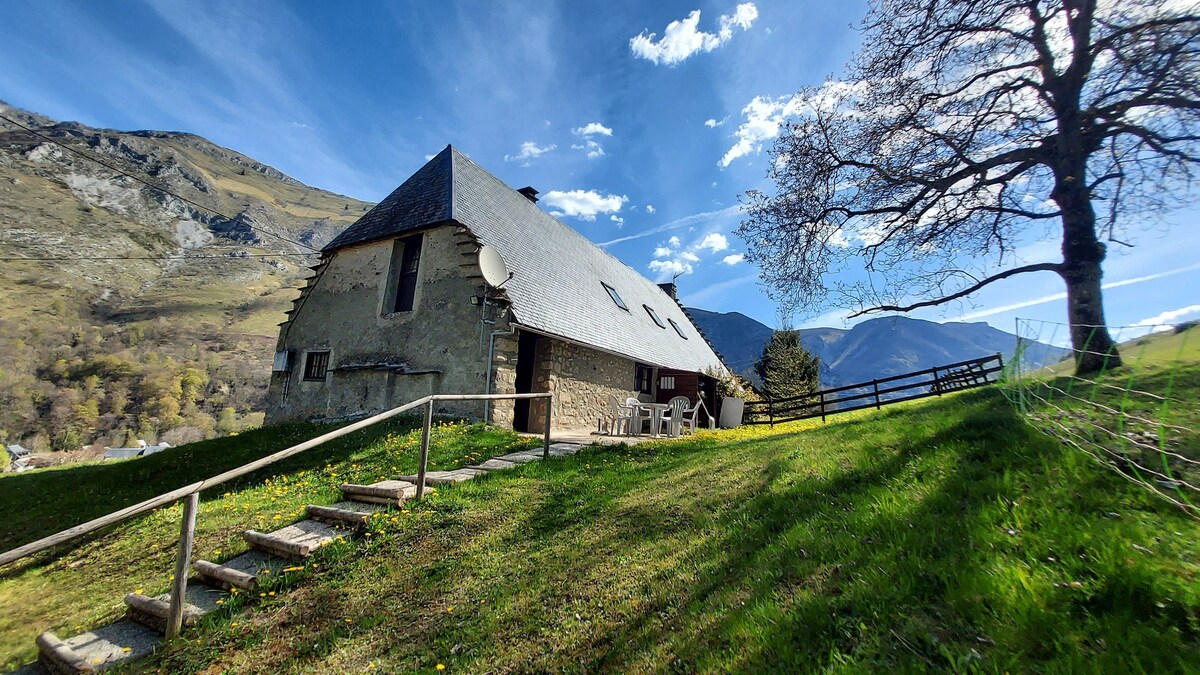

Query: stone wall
left=266, top=225, right=500, bottom=423
left=528, top=337, right=640, bottom=432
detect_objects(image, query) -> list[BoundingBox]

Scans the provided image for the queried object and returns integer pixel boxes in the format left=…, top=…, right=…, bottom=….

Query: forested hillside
left=0, top=102, right=372, bottom=454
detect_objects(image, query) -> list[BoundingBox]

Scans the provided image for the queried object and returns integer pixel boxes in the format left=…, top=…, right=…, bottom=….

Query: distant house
left=102, top=440, right=171, bottom=460
left=5, top=444, right=30, bottom=462
left=266, top=146, right=727, bottom=431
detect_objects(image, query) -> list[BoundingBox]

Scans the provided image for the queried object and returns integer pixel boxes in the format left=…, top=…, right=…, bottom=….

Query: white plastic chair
left=679, top=399, right=705, bottom=435
left=626, top=397, right=651, bottom=435
left=661, top=396, right=691, bottom=436
left=606, top=395, right=635, bottom=436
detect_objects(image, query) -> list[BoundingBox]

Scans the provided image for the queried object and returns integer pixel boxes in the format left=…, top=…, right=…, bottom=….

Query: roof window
left=643, top=305, right=666, bottom=328
left=602, top=282, right=628, bottom=311
left=668, top=318, right=689, bottom=339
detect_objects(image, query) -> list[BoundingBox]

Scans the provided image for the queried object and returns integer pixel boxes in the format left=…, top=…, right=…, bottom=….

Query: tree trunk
left=1055, top=176, right=1122, bottom=376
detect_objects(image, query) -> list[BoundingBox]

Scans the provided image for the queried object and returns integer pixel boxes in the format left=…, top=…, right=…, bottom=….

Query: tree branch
left=847, top=262, right=1064, bottom=317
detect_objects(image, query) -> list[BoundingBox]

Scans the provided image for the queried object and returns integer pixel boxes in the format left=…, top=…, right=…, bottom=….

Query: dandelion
left=447, top=606, right=454, bottom=613
left=437, top=665, right=445, bottom=671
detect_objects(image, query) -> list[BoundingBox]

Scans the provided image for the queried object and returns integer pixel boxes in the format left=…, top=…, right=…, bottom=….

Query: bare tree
left=738, top=0, right=1199, bottom=374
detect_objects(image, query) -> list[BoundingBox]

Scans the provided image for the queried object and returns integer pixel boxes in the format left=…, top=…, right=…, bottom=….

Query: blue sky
left=1, top=0, right=1196, bottom=341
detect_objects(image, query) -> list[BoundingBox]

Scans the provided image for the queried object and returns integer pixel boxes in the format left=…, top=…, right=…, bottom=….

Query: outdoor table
left=638, top=402, right=671, bottom=436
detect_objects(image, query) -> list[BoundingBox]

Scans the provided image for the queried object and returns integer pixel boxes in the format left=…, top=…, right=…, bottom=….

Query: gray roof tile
left=325, top=146, right=726, bottom=374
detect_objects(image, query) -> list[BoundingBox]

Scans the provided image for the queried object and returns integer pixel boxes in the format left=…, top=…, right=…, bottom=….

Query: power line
left=0, top=252, right=318, bottom=262
left=0, top=112, right=322, bottom=253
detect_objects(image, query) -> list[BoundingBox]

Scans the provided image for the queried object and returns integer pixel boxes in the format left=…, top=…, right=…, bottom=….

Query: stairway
left=23, top=442, right=583, bottom=673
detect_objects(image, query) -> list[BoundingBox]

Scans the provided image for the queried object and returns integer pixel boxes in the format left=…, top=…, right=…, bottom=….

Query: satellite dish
left=478, top=245, right=511, bottom=288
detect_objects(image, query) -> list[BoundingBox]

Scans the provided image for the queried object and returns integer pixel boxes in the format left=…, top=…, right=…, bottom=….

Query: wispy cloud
left=630, top=3, right=758, bottom=66
left=1133, top=304, right=1200, bottom=331
left=680, top=274, right=756, bottom=307
left=598, top=205, right=740, bottom=246
left=504, top=140, right=556, bottom=163
left=542, top=189, right=627, bottom=220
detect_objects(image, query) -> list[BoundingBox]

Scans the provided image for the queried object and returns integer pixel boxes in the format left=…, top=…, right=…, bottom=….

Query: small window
left=602, top=282, right=628, bottom=311
left=643, top=305, right=666, bottom=328
left=668, top=318, right=688, bottom=339
left=660, top=376, right=676, bottom=389
left=390, top=233, right=423, bottom=313
left=303, top=351, right=330, bottom=381
left=635, top=364, right=654, bottom=394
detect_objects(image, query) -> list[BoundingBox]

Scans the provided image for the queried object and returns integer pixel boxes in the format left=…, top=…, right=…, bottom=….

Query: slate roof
left=324, top=145, right=726, bottom=374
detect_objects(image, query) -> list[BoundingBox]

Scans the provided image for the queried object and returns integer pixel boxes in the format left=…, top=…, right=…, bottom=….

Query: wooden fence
left=742, top=353, right=1004, bottom=426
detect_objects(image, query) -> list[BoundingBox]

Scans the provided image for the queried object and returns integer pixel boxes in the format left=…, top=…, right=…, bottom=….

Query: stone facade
left=266, top=224, right=501, bottom=423
left=267, top=225, right=644, bottom=432
left=525, top=337, right=640, bottom=432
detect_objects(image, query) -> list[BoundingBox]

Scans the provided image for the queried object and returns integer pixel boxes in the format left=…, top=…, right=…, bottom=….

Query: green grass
left=0, top=419, right=538, bottom=670
left=3, top=388, right=1196, bottom=672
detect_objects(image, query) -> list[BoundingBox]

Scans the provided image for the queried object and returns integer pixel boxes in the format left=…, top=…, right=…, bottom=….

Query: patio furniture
left=662, top=396, right=691, bottom=436
left=641, top=402, right=672, bottom=436
left=679, top=399, right=705, bottom=435
left=626, top=397, right=652, bottom=435
left=606, top=395, right=635, bottom=436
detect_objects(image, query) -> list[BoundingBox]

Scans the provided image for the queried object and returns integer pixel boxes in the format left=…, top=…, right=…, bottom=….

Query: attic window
left=668, top=318, right=689, bottom=340
left=303, top=351, right=330, bottom=381
left=601, top=282, right=628, bottom=311
left=643, top=305, right=666, bottom=328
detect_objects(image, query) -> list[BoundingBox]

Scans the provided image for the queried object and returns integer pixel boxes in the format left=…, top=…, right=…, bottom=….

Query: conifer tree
left=755, top=330, right=820, bottom=402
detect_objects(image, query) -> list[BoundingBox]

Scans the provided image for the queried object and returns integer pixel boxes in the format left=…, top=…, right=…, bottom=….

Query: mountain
left=686, top=308, right=1070, bottom=389
left=0, top=101, right=373, bottom=452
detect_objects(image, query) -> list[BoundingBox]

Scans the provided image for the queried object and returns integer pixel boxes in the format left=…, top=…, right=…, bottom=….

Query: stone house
left=265, top=146, right=727, bottom=432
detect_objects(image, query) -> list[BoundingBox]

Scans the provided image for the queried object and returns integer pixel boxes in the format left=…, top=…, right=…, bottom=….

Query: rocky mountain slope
left=686, top=308, right=1070, bottom=388
left=0, top=101, right=372, bottom=452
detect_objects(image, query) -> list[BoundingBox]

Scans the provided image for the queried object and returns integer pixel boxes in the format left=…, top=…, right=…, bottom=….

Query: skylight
left=644, top=305, right=666, bottom=328
left=668, top=318, right=688, bottom=339
left=602, top=282, right=628, bottom=310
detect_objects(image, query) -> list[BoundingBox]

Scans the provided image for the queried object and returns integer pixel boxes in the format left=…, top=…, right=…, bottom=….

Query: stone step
left=193, top=559, right=258, bottom=592
left=467, top=458, right=517, bottom=471
left=244, top=520, right=346, bottom=560
left=339, top=480, right=417, bottom=505
left=494, top=451, right=543, bottom=463
left=548, top=442, right=583, bottom=456
left=36, top=621, right=160, bottom=674
left=124, top=582, right=226, bottom=634
left=396, top=469, right=484, bottom=485
left=306, top=503, right=375, bottom=527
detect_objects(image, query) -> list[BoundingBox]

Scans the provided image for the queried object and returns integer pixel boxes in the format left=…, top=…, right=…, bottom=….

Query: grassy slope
left=2, top=389, right=1197, bottom=672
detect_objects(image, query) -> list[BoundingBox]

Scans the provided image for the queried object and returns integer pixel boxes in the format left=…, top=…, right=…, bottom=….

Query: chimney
left=517, top=186, right=539, bottom=203
left=658, top=282, right=677, bottom=300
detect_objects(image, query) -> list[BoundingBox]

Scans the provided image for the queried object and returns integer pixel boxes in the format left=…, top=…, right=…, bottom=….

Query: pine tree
left=754, top=330, right=820, bottom=402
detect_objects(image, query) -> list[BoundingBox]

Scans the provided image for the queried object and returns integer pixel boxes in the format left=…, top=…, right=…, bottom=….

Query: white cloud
left=541, top=189, right=628, bottom=220
left=722, top=253, right=744, bottom=265
left=630, top=3, right=758, bottom=66
left=705, top=117, right=728, bottom=128
left=504, top=140, right=556, bottom=163
left=668, top=235, right=682, bottom=247
left=1133, top=304, right=1200, bottom=331
left=719, top=94, right=803, bottom=167
left=698, top=232, right=729, bottom=252
left=610, top=214, right=624, bottom=227
left=649, top=258, right=694, bottom=278
left=573, top=122, right=613, bottom=137
left=646, top=204, right=656, bottom=214
left=680, top=251, right=701, bottom=262
left=653, top=246, right=672, bottom=258
left=571, top=139, right=606, bottom=159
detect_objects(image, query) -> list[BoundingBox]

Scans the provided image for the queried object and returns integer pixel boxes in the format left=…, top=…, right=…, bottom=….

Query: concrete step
left=36, top=621, right=160, bottom=673
left=547, top=443, right=583, bottom=456
left=193, top=559, right=258, bottom=592
left=124, top=582, right=226, bottom=634
left=339, top=480, right=417, bottom=505
left=244, top=520, right=346, bottom=560
left=396, top=469, right=483, bottom=485
left=467, top=458, right=517, bottom=471
left=494, top=451, right=543, bottom=463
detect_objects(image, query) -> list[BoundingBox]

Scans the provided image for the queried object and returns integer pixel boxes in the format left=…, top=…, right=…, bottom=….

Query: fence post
left=873, top=380, right=881, bottom=409
left=820, top=391, right=827, bottom=422
left=543, top=394, right=553, bottom=459
left=416, top=400, right=433, bottom=500
left=166, top=491, right=199, bottom=639
left=932, top=367, right=941, bottom=396
left=767, top=398, right=774, bottom=428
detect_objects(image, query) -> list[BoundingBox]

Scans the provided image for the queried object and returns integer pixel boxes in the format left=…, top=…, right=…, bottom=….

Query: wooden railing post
left=873, top=380, right=881, bottom=409
left=416, top=400, right=433, bottom=500
left=543, top=393, right=553, bottom=459
left=932, top=367, right=941, bottom=396
left=166, top=491, right=199, bottom=639
left=820, top=391, right=826, bottom=422
left=767, top=398, right=774, bottom=428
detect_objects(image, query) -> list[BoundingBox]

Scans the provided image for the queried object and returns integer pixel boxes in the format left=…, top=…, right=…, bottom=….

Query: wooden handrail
left=0, top=392, right=553, bottom=568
